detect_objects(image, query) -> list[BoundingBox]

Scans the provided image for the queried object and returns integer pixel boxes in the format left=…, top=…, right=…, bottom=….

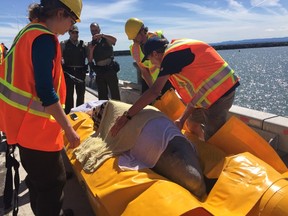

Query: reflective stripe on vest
left=166, top=39, right=238, bottom=107
left=0, top=23, right=65, bottom=150
left=0, top=82, right=47, bottom=117
left=0, top=24, right=57, bottom=118
left=173, top=63, right=234, bottom=107
left=0, top=44, right=5, bottom=76
left=5, top=24, right=51, bottom=83
left=130, top=31, right=163, bottom=82
left=0, top=44, right=4, bottom=65
left=191, top=63, right=236, bottom=107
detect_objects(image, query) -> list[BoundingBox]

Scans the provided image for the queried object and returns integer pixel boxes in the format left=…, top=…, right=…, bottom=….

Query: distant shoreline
left=114, top=41, right=288, bottom=56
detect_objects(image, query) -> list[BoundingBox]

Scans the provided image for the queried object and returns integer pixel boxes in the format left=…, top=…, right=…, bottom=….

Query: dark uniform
left=61, top=39, right=87, bottom=114
left=89, top=38, right=120, bottom=100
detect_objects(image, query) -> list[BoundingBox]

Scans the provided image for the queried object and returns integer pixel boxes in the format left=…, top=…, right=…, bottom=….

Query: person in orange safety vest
left=111, top=37, right=240, bottom=141
left=0, top=1, right=82, bottom=215
left=125, top=18, right=173, bottom=94
left=0, top=43, right=8, bottom=74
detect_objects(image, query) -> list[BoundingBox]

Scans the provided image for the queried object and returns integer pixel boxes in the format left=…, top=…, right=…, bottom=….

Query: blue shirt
left=32, top=34, right=59, bottom=106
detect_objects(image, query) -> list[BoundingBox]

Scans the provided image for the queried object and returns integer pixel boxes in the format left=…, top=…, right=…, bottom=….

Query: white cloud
left=251, top=0, right=281, bottom=7
left=249, top=0, right=288, bottom=14
left=80, top=0, right=139, bottom=21
left=227, top=0, right=246, bottom=11
left=145, top=1, right=288, bottom=45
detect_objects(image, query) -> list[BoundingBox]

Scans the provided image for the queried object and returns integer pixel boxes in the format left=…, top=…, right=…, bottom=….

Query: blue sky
left=0, top=0, right=288, bottom=51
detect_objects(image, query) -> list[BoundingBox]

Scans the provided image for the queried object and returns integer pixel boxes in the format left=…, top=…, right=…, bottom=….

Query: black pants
left=96, top=71, right=120, bottom=100
left=18, top=145, right=66, bottom=216
left=64, top=70, right=86, bottom=114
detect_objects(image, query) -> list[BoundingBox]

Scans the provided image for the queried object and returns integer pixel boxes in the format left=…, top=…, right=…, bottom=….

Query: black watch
left=123, top=111, right=132, bottom=120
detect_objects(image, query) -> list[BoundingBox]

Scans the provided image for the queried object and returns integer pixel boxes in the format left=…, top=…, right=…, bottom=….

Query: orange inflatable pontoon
left=64, top=89, right=288, bottom=216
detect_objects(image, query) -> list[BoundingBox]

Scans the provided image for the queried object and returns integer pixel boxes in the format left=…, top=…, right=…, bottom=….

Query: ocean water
left=114, top=46, right=288, bottom=117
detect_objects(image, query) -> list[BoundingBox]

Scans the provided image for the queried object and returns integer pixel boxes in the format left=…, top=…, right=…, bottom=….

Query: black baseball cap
left=141, top=37, right=169, bottom=63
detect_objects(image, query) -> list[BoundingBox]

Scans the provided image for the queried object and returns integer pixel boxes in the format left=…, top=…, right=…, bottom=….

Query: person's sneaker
left=63, top=209, right=74, bottom=216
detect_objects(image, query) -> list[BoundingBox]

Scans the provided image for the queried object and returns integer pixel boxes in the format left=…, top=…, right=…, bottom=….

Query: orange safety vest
left=0, top=23, right=66, bottom=151
left=130, top=31, right=163, bottom=82
left=0, top=43, right=5, bottom=75
left=166, top=39, right=239, bottom=108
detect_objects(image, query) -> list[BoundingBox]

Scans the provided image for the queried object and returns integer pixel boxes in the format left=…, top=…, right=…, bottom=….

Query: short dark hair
left=141, top=38, right=169, bottom=63
left=90, top=22, right=100, bottom=29
left=155, top=45, right=167, bottom=54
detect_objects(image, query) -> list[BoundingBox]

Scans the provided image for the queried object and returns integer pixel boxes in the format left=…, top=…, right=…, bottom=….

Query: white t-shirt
left=118, top=116, right=185, bottom=170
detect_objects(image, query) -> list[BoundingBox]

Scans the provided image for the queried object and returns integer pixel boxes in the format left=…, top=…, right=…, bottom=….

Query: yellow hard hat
left=60, top=0, right=82, bottom=22
left=125, top=18, right=144, bottom=40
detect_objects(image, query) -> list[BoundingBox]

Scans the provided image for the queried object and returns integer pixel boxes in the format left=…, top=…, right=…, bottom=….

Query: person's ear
left=152, top=51, right=159, bottom=58
left=57, top=9, right=65, bottom=19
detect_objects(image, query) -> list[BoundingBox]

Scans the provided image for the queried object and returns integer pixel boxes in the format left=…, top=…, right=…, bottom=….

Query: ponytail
left=28, top=3, right=43, bottom=22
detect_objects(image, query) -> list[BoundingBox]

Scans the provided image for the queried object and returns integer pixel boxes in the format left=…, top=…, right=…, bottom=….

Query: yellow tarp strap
left=208, top=116, right=288, bottom=174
